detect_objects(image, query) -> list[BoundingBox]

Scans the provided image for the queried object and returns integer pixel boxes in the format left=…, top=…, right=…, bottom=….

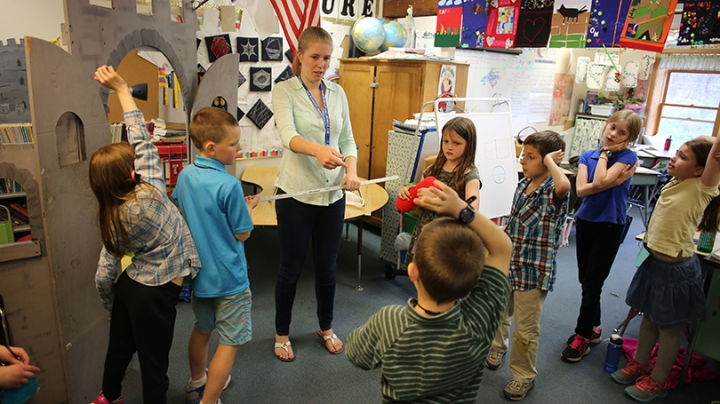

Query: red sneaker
left=561, top=334, right=590, bottom=362
left=624, top=376, right=668, bottom=402
left=91, top=391, right=124, bottom=404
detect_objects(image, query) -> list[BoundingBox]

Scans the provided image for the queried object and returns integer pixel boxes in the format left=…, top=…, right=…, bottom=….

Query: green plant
left=616, top=88, right=645, bottom=110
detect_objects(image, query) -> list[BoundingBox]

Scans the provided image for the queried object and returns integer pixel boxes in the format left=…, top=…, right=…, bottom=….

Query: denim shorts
left=192, top=288, right=252, bottom=346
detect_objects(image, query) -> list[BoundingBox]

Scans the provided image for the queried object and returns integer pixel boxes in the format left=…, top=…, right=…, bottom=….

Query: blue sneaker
left=185, top=371, right=231, bottom=404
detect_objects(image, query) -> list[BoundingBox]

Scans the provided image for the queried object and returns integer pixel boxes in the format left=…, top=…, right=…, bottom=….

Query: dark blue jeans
left=275, top=193, right=345, bottom=335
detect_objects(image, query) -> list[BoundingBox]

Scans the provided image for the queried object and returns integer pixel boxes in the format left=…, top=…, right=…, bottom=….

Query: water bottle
left=697, top=231, right=717, bottom=253
left=664, top=136, right=672, bottom=151
left=604, top=334, right=623, bottom=373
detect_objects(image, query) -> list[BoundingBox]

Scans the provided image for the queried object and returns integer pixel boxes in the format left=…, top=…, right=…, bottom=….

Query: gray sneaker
left=504, top=380, right=535, bottom=401
left=485, top=350, right=505, bottom=370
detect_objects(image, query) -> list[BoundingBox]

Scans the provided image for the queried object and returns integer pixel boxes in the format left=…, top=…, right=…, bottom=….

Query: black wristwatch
left=600, top=148, right=612, bottom=157
left=458, top=196, right=476, bottom=224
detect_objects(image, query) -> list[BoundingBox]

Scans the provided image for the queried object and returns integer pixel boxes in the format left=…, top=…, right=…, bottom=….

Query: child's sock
left=188, top=373, right=207, bottom=388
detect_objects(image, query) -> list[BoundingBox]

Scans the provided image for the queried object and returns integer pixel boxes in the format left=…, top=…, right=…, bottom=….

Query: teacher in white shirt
left=271, top=26, right=360, bottom=362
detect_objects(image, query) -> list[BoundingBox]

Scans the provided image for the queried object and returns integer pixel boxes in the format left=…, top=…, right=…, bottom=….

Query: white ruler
left=258, top=175, right=399, bottom=202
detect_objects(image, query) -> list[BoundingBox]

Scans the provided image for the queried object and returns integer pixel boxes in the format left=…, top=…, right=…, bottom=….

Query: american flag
left=269, top=0, right=321, bottom=56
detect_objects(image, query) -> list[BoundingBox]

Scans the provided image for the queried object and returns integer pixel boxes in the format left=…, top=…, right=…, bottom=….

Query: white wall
left=1, top=0, right=65, bottom=43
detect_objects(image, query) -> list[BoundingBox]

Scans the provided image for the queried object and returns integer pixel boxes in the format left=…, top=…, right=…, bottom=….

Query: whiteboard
left=435, top=110, right=518, bottom=219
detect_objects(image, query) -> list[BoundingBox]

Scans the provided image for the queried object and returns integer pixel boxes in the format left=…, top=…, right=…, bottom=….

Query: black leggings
left=574, top=218, right=625, bottom=339
left=102, top=271, right=181, bottom=403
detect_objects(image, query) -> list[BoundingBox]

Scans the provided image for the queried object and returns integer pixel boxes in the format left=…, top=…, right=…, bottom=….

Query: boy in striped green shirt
left=346, top=181, right=512, bottom=403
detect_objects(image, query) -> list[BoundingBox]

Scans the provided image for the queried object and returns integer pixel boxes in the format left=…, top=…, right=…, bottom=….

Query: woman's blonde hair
left=291, top=26, right=333, bottom=76
left=88, top=142, right=144, bottom=257
left=606, top=109, right=643, bottom=143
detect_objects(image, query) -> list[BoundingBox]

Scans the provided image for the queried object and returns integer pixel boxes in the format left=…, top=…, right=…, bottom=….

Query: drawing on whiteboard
left=484, top=139, right=511, bottom=160
left=492, top=165, right=506, bottom=184
left=480, top=68, right=501, bottom=88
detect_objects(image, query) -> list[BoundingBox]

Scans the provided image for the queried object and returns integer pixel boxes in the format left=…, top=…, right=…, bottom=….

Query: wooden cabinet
left=339, top=59, right=469, bottom=182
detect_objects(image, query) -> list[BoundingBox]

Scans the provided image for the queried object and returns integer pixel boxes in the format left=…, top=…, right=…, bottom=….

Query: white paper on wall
left=587, top=63, right=607, bottom=90
left=622, top=60, right=639, bottom=87
left=603, top=66, right=621, bottom=91
left=639, top=54, right=656, bottom=80
left=576, top=57, right=590, bottom=83
left=201, top=8, right=220, bottom=36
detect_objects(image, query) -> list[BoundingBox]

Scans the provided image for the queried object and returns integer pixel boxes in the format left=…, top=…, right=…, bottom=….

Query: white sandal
left=273, top=341, right=294, bottom=362
left=317, top=330, right=344, bottom=355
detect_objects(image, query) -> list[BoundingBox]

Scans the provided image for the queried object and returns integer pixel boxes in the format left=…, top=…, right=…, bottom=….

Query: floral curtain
left=658, top=54, right=720, bottom=72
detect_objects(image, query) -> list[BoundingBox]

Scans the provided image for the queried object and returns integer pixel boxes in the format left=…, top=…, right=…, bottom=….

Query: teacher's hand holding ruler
left=259, top=144, right=399, bottom=202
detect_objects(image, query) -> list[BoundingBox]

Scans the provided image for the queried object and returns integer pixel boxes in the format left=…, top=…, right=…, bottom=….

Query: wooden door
left=371, top=64, right=424, bottom=180
left=339, top=62, right=375, bottom=179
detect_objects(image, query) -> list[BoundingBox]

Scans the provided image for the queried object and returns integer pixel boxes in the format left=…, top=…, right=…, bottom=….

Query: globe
left=351, top=17, right=385, bottom=53
left=383, top=20, right=407, bottom=49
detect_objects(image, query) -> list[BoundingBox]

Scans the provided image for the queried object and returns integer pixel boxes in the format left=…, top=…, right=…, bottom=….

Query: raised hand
left=94, top=65, right=128, bottom=93
left=414, top=181, right=465, bottom=219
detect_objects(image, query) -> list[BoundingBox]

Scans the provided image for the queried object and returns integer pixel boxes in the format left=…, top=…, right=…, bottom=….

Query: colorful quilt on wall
left=460, top=0, right=490, bottom=48
left=677, top=1, right=720, bottom=46
left=435, top=1, right=463, bottom=47
left=485, top=0, right=520, bottom=48
left=619, top=0, right=679, bottom=52
left=586, top=0, right=632, bottom=47
left=548, top=0, right=592, bottom=48
left=516, top=0, right=555, bottom=47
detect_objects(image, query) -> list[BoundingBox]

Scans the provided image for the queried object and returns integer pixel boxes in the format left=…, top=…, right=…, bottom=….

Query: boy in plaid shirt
left=484, top=131, right=570, bottom=401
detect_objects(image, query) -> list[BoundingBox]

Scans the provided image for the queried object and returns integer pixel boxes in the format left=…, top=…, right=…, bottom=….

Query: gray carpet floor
left=120, top=209, right=720, bottom=403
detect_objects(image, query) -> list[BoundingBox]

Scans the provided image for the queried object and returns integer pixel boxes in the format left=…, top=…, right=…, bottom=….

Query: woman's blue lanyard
left=299, top=77, right=330, bottom=145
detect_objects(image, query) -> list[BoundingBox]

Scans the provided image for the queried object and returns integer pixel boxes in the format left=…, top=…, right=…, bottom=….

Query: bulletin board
left=435, top=100, right=518, bottom=219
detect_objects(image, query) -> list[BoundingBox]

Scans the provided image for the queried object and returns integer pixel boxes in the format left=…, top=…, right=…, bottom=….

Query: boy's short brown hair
left=413, top=218, right=485, bottom=304
left=189, top=107, right=239, bottom=149
left=522, top=130, right=565, bottom=158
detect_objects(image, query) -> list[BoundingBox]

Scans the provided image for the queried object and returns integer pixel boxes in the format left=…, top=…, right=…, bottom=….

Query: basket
left=0, top=205, right=14, bottom=245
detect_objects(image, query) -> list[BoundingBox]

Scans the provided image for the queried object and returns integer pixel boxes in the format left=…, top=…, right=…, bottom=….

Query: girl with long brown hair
left=398, top=116, right=482, bottom=271
left=89, top=66, right=199, bottom=404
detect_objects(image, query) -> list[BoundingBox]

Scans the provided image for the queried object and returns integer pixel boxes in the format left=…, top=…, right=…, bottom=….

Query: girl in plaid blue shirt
left=88, top=66, right=200, bottom=404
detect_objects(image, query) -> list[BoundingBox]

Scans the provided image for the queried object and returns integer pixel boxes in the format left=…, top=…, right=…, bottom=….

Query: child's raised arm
left=94, top=66, right=137, bottom=114
left=544, top=150, right=571, bottom=201
left=415, top=181, right=511, bottom=274
left=702, top=135, right=720, bottom=188
left=94, top=66, right=165, bottom=192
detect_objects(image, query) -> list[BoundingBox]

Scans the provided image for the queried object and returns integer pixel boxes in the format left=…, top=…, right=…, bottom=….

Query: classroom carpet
left=119, top=210, right=720, bottom=403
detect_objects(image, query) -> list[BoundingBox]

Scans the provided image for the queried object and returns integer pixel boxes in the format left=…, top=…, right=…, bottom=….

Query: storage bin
left=0, top=205, right=14, bottom=245
left=402, top=211, right=420, bottom=234
left=590, top=104, right=616, bottom=117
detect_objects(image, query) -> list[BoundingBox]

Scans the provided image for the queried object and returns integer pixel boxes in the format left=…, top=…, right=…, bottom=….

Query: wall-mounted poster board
left=435, top=100, right=518, bottom=219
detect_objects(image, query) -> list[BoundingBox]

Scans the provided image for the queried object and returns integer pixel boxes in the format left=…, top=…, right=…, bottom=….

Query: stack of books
left=0, top=179, right=24, bottom=193
left=0, top=202, right=28, bottom=226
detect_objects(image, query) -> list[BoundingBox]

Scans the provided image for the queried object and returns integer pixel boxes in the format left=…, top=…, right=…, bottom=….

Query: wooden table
left=241, top=166, right=389, bottom=291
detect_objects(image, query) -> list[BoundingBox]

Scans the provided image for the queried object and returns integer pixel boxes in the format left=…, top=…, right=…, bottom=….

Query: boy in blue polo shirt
left=172, top=107, right=258, bottom=404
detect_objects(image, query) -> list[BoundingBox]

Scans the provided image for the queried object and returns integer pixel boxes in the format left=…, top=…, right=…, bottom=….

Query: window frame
left=646, top=68, right=720, bottom=140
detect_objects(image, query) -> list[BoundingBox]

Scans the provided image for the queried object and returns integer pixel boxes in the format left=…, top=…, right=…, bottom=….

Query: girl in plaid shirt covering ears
left=398, top=117, right=481, bottom=271
left=89, top=66, right=200, bottom=404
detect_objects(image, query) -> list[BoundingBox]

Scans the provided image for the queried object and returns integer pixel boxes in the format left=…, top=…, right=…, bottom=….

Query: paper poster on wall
left=619, top=0, right=679, bottom=53
left=548, top=73, right=574, bottom=126
left=548, top=0, right=591, bottom=47
left=677, top=1, right=720, bottom=46
left=460, top=0, right=489, bottom=48
left=435, top=111, right=519, bottom=219
left=515, top=0, right=555, bottom=48
left=485, top=0, right=519, bottom=48
left=454, top=49, right=513, bottom=105
left=526, top=59, right=556, bottom=122
left=586, top=0, right=632, bottom=48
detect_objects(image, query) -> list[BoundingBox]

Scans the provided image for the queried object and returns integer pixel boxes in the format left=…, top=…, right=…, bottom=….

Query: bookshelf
left=0, top=180, right=30, bottom=244
left=0, top=123, right=34, bottom=144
